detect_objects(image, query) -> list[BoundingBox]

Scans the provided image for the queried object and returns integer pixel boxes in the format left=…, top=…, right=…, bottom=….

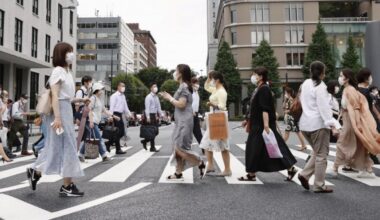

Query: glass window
left=257, top=4, right=263, bottom=22
left=285, top=27, right=291, bottom=43
left=31, top=27, right=38, bottom=58
left=291, top=27, right=297, bottom=43
left=297, top=4, right=304, bottom=21
left=14, top=18, right=23, bottom=52
left=78, top=54, right=96, bottom=60
left=251, top=8, right=256, bottom=22
left=46, top=0, right=51, bottom=23
left=251, top=31, right=257, bottom=44
left=286, top=49, right=292, bottom=66
left=263, top=4, right=269, bottom=22
left=97, top=32, right=118, bottom=39
left=77, top=65, right=96, bottom=71
left=264, top=26, right=270, bottom=42
left=286, top=48, right=305, bottom=66
left=298, top=26, right=304, bottom=43
left=231, top=31, right=237, bottom=45
left=70, top=11, right=73, bottom=35
left=16, top=0, right=23, bottom=6
left=45, top=35, right=51, bottom=62
left=285, top=5, right=290, bottom=21
left=291, top=5, right=297, bottom=21
left=231, top=10, right=237, bottom=23
left=58, top=4, right=62, bottom=30
left=293, top=49, right=299, bottom=66
left=78, top=32, right=96, bottom=39
left=0, top=10, right=4, bottom=46
left=33, top=0, right=38, bottom=15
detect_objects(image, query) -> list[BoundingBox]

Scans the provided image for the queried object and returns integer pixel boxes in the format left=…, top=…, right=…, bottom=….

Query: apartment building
left=133, top=40, right=148, bottom=73
left=207, top=0, right=220, bottom=72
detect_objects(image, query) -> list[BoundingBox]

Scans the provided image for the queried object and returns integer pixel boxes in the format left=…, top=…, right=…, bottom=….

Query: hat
left=21, top=94, right=29, bottom=99
left=92, top=82, right=105, bottom=92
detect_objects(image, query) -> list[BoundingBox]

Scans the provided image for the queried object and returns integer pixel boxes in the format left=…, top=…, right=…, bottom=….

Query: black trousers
left=142, top=113, right=159, bottom=149
left=193, top=112, right=203, bottom=144
left=108, top=112, right=125, bottom=151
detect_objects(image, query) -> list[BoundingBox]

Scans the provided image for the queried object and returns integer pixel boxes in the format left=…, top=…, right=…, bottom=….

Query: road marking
left=91, top=146, right=161, bottom=182
left=236, top=144, right=245, bottom=151
left=0, top=155, right=35, bottom=167
left=158, top=154, right=194, bottom=184
left=213, top=152, right=263, bottom=185
left=0, top=182, right=151, bottom=220
left=0, top=163, right=32, bottom=180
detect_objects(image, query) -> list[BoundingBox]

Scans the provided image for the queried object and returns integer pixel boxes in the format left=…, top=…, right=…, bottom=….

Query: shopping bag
left=0, top=127, right=8, bottom=146
left=84, top=129, right=100, bottom=159
left=208, top=111, right=228, bottom=140
left=262, top=129, right=283, bottom=158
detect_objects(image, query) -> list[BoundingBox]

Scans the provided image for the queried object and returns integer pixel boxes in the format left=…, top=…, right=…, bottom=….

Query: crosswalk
left=0, top=143, right=380, bottom=192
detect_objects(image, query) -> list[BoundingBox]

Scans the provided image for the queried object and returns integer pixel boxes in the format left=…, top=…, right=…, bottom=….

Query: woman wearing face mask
left=78, top=82, right=113, bottom=162
left=160, top=64, right=206, bottom=180
left=27, top=43, right=87, bottom=197
left=282, top=87, right=307, bottom=151
left=199, top=71, right=232, bottom=177
left=331, top=69, right=380, bottom=179
left=326, top=81, right=341, bottom=143
left=239, top=67, right=297, bottom=182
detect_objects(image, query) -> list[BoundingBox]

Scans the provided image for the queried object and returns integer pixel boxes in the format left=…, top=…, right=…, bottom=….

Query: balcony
left=320, top=17, right=369, bottom=23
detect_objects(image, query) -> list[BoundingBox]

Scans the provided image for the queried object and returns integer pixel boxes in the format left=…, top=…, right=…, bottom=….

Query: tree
left=112, top=73, right=149, bottom=113
left=341, top=35, right=362, bottom=74
left=160, top=79, right=179, bottom=113
left=303, top=22, right=336, bottom=82
left=136, top=67, right=172, bottom=89
left=251, top=40, right=281, bottom=98
left=214, top=41, right=242, bottom=109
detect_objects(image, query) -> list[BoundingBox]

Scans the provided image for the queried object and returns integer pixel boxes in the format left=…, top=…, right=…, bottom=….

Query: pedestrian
left=356, top=68, right=380, bottom=164
left=239, top=67, right=297, bottom=182
left=141, top=83, right=162, bottom=152
left=326, top=80, right=341, bottom=143
left=78, top=82, right=112, bottom=162
left=1, top=91, right=11, bottom=128
left=107, top=82, right=129, bottom=154
left=74, top=75, right=93, bottom=122
left=330, top=69, right=380, bottom=178
left=191, top=77, right=203, bottom=149
left=297, top=61, right=340, bottom=193
left=27, top=42, right=85, bottom=197
left=282, top=87, right=307, bottom=151
left=199, top=71, right=232, bottom=176
left=160, top=64, right=206, bottom=180
left=369, top=86, right=380, bottom=131
left=8, top=94, right=32, bottom=156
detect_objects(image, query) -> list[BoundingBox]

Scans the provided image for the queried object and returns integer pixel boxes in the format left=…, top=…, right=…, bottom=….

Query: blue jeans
left=34, top=120, right=48, bottom=152
left=79, top=123, right=107, bottom=158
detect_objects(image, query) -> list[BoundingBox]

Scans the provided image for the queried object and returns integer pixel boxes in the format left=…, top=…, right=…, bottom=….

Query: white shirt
left=49, top=67, right=75, bottom=100
left=299, top=79, right=337, bottom=131
left=12, top=100, right=26, bottom=120
left=145, top=92, right=162, bottom=118
left=192, top=90, right=200, bottom=113
left=90, top=96, right=105, bottom=124
left=75, top=86, right=89, bottom=99
left=110, top=91, right=130, bottom=116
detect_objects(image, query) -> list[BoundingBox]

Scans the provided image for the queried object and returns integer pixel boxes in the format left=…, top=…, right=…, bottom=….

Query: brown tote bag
left=289, top=87, right=303, bottom=122
left=208, top=112, right=228, bottom=140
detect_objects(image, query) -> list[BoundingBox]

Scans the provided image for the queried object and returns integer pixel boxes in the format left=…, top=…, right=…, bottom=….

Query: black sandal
left=285, top=167, right=298, bottom=181
left=238, top=174, right=256, bottom=181
left=199, top=161, right=206, bottom=179
left=167, top=173, right=183, bottom=180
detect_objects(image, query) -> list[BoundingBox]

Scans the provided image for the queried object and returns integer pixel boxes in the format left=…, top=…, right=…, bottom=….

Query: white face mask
left=152, top=87, right=158, bottom=94
left=193, top=84, right=200, bottom=91
left=120, top=87, right=126, bottom=93
left=338, top=76, right=345, bottom=86
left=22, top=99, right=28, bottom=104
left=369, top=76, right=373, bottom=85
left=251, top=75, right=258, bottom=85
left=334, top=87, right=340, bottom=94
left=173, top=71, right=179, bottom=81
left=65, top=52, right=75, bottom=65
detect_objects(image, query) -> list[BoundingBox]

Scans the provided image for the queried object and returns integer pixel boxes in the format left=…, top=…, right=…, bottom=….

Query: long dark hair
left=254, top=66, right=268, bottom=83
left=342, top=68, right=358, bottom=89
left=310, top=61, right=325, bottom=86
left=211, top=71, right=227, bottom=90
left=177, top=64, right=193, bottom=93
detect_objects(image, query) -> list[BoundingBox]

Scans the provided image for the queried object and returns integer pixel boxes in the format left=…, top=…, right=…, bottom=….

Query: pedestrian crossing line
left=213, top=152, right=263, bottom=185
left=0, top=163, right=32, bottom=180
left=236, top=144, right=245, bottom=151
left=90, top=146, right=162, bottom=183
left=158, top=154, right=194, bottom=184
left=289, top=149, right=380, bottom=187
left=0, top=154, right=35, bottom=167
left=0, top=182, right=152, bottom=220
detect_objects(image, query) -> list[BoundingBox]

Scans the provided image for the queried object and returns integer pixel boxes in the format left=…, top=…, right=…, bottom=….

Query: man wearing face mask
left=8, top=94, right=32, bottom=155
left=191, top=77, right=204, bottom=151
left=74, top=76, right=93, bottom=122
left=141, top=83, right=162, bottom=152
left=108, top=82, right=129, bottom=154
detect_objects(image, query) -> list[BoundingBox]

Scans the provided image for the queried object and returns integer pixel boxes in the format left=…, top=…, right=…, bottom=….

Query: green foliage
left=136, top=67, right=172, bottom=89
left=251, top=40, right=282, bottom=98
left=214, top=41, right=242, bottom=105
left=160, top=79, right=179, bottom=113
left=303, top=23, right=336, bottom=82
left=112, top=73, right=149, bottom=113
left=341, top=35, right=362, bottom=74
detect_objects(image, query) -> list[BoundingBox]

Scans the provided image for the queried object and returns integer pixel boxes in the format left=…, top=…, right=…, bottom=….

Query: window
left=97, top=43, right=118, bottom=49
left=45, top=75, right=49, bottom=85
left=231, top=30, right=237, bottom=45
left=285, top=26, right=304, bottom=44
left=97, top=65, right=118, bottom=72
left=15, top=69, right=23, bottom=100
left=58, top=4, right=62, bottom=30
left=97, top=23, right=118, bottom=28
left=77, top=65, right=96, bottom=71
left=97, top=32, right=118, bottom=39
left=251, top=26, right=270, bottom=44
left=97, top=53, right=118, bottom=61
left=30, top=72, right=39, bottom=109
left=78, top=23, right=96, bottom=29
left=77, top=43, right=96, bottom=50
left=78, top=54, right=96, bottom=60
left=31, top=27, right=38, bottom=58
left=14, top=18, right=23, bottom=52
left=286, top=48, right=305, bottom=66
left=16, top=0, right=23, bottom=6
left=251, top=3, right=269, bottom=22
left=45, top=35, right=51, bottom=62
left=46, top=0, right=51, bottom=22
left=213, top=12, right=216, bottom=18
left=0, top=10, right=4, bottom=46
left=285, top=3, right=304, bottom=21
left=69, top=11, right=73, bottom=35
left=231, top=10, right=237, bottom=23
left=32, top=0, right=38, bottom=15
left=78, top=32, right=96, bottom=39
left=213, top=2, right=215, bottom=8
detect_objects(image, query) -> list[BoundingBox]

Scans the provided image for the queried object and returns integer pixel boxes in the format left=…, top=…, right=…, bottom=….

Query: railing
left=320, top=17, right=369, bottom=22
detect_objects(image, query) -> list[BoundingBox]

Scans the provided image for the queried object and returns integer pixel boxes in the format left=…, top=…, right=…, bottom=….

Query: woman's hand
left=159, top=92, right=173, bottom=101
left=52, top=117, right=62, bottom=130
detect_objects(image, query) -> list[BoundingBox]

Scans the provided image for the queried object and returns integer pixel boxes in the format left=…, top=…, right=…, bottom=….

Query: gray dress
left=171, top=83, right=201, bottom=171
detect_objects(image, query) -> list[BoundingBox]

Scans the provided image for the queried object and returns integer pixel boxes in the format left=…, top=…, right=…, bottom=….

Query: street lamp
left=60, top=6, right=76, bottom=42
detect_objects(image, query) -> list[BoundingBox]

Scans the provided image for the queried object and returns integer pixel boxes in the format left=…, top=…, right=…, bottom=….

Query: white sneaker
left=326, top=168, right=338, bottom=178
left=357, top=171, right=376, bottom=179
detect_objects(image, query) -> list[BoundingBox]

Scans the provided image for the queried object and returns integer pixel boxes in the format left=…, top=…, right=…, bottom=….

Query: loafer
left=116, top=150, right=127, bottom=155
left=298, top=174, right=310, bottom=190
left=314, top=188, right=333, bottom=193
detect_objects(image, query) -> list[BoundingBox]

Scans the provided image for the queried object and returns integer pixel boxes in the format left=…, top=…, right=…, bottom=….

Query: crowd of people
left=0, top=42, right=379, bottom=197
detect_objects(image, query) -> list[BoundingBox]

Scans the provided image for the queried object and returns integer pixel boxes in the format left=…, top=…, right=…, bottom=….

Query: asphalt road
left=0, top=122, right=379, bottom=220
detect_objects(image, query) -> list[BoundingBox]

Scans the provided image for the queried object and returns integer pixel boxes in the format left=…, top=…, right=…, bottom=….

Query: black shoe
left=141, top=140, right=147, bottom=150
left=59, top=183, right=84, bottom=197
left=116, top=150, right=127, bottom=155
left=32, top=145, right=38, bottom=158
left=26, top=168, right=41, bottom=191
left=105, top=142, right=111, bottom=153
left=8, top=153, right=17, bottom=159
left=14, top=146, right=21, bottom=153
left=150, top=148, right=160, bottom=152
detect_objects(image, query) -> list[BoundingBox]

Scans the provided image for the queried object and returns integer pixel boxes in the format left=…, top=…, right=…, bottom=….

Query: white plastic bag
left=262, top=129, right=283, bottom=158
left=0, top=127, right=8, bottom=146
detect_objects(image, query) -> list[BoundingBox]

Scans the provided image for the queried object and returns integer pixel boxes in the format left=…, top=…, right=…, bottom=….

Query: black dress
left=245, top=85, right=297, bottom=173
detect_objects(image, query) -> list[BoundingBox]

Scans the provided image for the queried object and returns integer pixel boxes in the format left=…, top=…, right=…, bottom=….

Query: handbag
left=84, top=129, right=100, bottom=159
left=207, top=111, right=229, bottom=140
left=102, top=122, right=119, bottom=141
left=36, top=88, right=52, bottom=115
left=262, top=129, right=283, bottom=159
left=140, top=124, right=158, bottom=140
left=289, top=87, right=302, bottom=122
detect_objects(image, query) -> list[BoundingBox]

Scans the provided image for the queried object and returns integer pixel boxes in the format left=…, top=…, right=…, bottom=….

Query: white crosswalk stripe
left=158, top=154, right=194, bottom=184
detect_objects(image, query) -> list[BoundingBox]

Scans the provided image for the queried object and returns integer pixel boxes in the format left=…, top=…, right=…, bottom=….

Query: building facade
left=133, top=40, right=148, bottom=73
left=207, top=0, right=220, bottom=72
left=214, top=0, right=380, bottom=103
left=0, top=0, right=78, bottom=109
left=127, top=23, right=157, bottom=68
left=76, top=17, right=135, bottom=84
